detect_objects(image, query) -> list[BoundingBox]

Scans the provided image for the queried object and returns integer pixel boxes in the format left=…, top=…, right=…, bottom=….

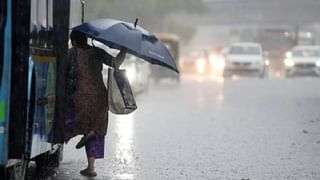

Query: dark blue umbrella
left=72, top=18, right=179, bottom=73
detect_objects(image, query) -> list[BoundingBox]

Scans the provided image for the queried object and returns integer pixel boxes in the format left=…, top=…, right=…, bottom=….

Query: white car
left=284, top=46, right=320, bottom=77
left=223, top=42, right=268, bottom=78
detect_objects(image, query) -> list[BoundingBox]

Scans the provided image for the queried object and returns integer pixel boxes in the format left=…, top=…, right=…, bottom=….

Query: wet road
left=48, top=75, right=320, bottom=180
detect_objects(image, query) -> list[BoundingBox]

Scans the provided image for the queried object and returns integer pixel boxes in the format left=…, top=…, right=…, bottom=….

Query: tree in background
left=84, top=0, right=206, bottom=44
left=165, top=14, right=197, bottom=44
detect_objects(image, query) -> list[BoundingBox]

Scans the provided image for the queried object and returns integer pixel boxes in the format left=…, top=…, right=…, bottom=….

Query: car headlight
left=125, top=66, right=136, bottom=84
left=284, top=59, right=295, bottom=67
left=316, top=61, right=320, bottom=67
left=216, top=60, right=225, bottom=70
left=196, top=58, right=206, bottom=74
left=265, top=59, right=270, bottom=66
left=210, top=57, right=225, bottom=70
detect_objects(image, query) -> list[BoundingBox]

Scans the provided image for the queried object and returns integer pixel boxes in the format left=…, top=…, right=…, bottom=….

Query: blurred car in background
left=181, top=47, right=225, bottom=76
left=223, top=42, right=269, bottom=78
left=208, top=47, right=225, bottom=75
left=284, top=46, right=320, bottom=77
left=121, top=55, right=151, bottom=94
left=152, top=33, right=180, bottom=83
left=181, top=49, right=206, bottom=75
left=96, top=40, right=151, bottom=94
left=181, top=49, right=213, bottom=75
left=102, top=54, right=151, bottom=95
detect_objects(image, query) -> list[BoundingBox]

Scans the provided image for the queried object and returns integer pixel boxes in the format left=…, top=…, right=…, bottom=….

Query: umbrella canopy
left=72, top=18, right=179, bottom=73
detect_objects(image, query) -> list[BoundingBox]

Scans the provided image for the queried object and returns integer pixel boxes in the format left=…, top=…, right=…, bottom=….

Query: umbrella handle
left=134, top=18, right=139, bottom=28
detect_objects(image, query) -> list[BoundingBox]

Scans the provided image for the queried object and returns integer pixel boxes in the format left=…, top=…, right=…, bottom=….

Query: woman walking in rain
left=65, top=30, right=126, bottom=177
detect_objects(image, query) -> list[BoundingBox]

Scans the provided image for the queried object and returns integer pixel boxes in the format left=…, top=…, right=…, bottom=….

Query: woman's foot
left=80, top=168, right=97, bottom=177
left=76, top=131, right=96, bottom=149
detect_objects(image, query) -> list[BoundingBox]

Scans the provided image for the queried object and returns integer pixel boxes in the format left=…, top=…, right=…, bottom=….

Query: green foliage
left=166, top=15, right=197, bottom=44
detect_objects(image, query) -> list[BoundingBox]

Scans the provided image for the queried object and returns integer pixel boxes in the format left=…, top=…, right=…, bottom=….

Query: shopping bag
left=108, top=68, right=137, bottom=114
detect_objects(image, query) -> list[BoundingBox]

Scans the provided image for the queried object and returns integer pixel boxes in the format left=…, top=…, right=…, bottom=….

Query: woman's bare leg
left=80, top=157, right=97, bottom=177
left=80, top=151, right=97, bottom=177
left=87, top=157, right=95, bottom=172
left=80, top=133, right=104, bottom=177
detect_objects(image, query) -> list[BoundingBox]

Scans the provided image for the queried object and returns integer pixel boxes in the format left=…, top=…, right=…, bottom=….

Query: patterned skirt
left=85, top=136, right=105, bottom=159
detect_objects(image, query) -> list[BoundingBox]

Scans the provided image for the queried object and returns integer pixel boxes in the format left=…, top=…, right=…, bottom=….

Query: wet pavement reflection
left=27, top=74, right=320, bottom=179
left=112, top=114, right=136, bottom=179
